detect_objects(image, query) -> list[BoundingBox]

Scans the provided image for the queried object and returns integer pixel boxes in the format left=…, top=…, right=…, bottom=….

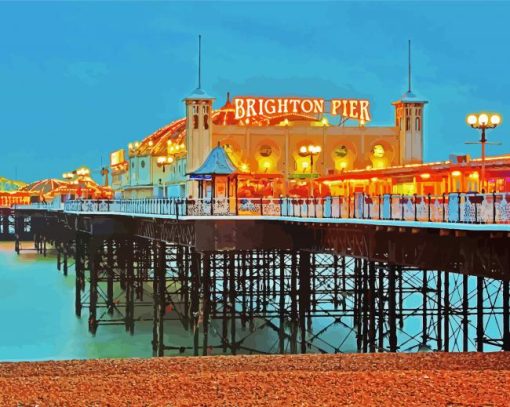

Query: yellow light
left=263, top=161, right=271, bottom=169
left=340, top=162, right=347, bottom=169
left=167, top=156, right=174, bottom=163
left=167, top=140, right=171, bottom=144
left=299, top=146, right=307, bottom=154
left=490, top=114, right=501, bottom=125
left=149, top=140, right=153, bottom=147
left=478, top=114, right=489, bottom=126
left=180, top=143, right=186, bottom=150
left=302, top=161, right=310, bottom=169
left=135, top=142, right=140, bottom=148
left=451, top=170, right=462, bottom=177
left=466, top=114, right=477, bottom=126
left=359, top=119, right=366, bottom=127
left=128, top=143, right=133, bottom=149
left=370, top=177, right=378, bottom=182
left=240, top=163, right=248, bottom=172
left=308, top=144, right=314, bottom=152
left=469, top=172, right=479, bottom=179
left=321, top=117, right=328, bottom=126
left=157, top=156, right=166, bottom=164
left=420, top=173, right=431, bottom=180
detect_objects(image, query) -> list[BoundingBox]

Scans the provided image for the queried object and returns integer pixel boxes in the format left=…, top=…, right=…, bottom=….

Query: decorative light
left=340, top=162, right=348, bottom=169
left=149, top=140, right=154, bottom=147
left=478, top=114, right=489, bottom=126
left=451, top=170, right=462, bottom=177
left=299, top=146, right=307, bottom=154
left=490, top=114, right=501, bottom=125
left=466, top=114, right=477, bottom=126
left=302, top=161, right=310, bottom=169
left=240, top=163, right=249, bottom=172
left=320, top=117, right=329, bottom=126
left=469, top=172, right=479, bottom=179
left=420, top=173, right=431, bottom=180
left=370, top=177, right=378, bottom=182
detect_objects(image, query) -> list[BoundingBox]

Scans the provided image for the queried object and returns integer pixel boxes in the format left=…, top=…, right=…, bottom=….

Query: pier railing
left=60, top=192, right=510, bottom=224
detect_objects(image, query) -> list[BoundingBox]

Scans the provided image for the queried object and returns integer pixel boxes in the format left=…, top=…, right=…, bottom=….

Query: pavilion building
left=110, top=85, right=428, bottom=199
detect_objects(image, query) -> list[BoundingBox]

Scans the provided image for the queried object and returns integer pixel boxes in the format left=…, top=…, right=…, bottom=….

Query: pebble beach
left=1, top=352, right=510, bottom=406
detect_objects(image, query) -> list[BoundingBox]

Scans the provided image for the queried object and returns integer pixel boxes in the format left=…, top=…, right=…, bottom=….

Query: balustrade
left=58, top=192, right=510, bottom=224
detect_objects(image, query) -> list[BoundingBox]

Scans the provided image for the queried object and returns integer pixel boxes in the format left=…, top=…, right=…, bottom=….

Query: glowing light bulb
left=467, top=114, right=477, bottom=126
left=315, top=146, right=322, bottom=153
left=299, top=146, right=307, bottom=154
left=420, top=173, right=431, bottom=180
left=451, top=170, right=462, bottom=177
left=490, top=114, right=501, bottom=126
left=478, top=114, right=489, bottom=126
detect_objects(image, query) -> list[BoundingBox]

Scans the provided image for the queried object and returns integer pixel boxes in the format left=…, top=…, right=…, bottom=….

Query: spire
left=408, top=39, right=412, bottom=93
left=183, top=34, right=214, bottom=100
left=198, top=34, right=202, bottom=89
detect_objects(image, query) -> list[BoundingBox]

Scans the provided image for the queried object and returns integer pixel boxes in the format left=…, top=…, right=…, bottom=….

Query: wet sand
left=1, top=352, right=510, bottom=406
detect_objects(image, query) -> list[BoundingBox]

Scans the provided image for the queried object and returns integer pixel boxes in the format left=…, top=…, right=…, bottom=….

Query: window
left=192, top=105, right=199, bottom=115
left=204, top=114, right=209, bottom=130
left=193, top=115, right=199, bottom=129
left=140, top=159, right=145, bottom=169
left=202, top=105, right=209, bottom=114
left=415, top=117, right=421, bottom=131
left=406, top=117, right=410, bottom=131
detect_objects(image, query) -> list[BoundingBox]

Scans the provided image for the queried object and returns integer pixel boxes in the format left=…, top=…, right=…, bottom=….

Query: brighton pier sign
left=233, top=97, right=371, bottom=122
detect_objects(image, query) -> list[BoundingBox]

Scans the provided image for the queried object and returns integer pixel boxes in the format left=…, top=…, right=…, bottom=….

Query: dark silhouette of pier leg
left=477, top=276, right=484, bottom=352
left=88, top=238, right=98, bottom=336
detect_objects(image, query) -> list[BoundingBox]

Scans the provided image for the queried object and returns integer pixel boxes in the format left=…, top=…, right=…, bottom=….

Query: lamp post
left=157, top=156, right=174, bottom=173
left=299, top=144, right=322, bottom=196
left=466, top=112, right=502, bottom=192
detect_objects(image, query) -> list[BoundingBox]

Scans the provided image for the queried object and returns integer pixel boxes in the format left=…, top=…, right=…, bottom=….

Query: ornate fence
left=61, top=192, right=510, bottom=224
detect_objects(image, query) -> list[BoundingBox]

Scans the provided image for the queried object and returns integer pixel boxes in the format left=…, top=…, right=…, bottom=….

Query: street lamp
left=299, top=144, right=322, bottom=196
left=466, top=112, right=502, bottom=192
left=156, top=156, right=174, bottom=172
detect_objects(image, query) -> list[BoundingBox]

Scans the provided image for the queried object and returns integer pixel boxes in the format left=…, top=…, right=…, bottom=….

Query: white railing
left=59, top=193, right=510, bottom=224
left=14, top=199, right=64, bottom=211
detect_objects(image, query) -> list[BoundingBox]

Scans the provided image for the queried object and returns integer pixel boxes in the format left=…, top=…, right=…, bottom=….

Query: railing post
left=427, top=194, right=431, bottom=222
left=210, top=197, right=214, bottom=216
left=389, top=195, right=392, bottom=220
left=442, top=193, right=446, bottom=223
left=175, top=199, right=179, bottom=220
left=414, top=194, right=417, bottom=221
left=458, top=192, right=461, bottom=223
left=400, top=194, right=404, bottom=221
left=493, top=191, right=497, bottom=224
left=235, top=197, right=239, bottom=216
left=260, top=197, right=263, bottom=216
left=378, top=194, right=382, bottom=220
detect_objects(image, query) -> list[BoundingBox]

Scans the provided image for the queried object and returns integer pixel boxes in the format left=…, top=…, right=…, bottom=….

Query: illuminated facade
left=111, top=87, right=427, bottom=199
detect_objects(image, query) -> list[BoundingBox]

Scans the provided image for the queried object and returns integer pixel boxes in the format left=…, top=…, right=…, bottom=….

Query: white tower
left=393, top=40, right=428, bottom=164
left=184, top=35, right=215, bottom=197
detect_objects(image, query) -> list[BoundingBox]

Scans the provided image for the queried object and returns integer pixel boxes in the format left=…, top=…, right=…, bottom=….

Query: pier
left=14, top=192, right=510, bottom=356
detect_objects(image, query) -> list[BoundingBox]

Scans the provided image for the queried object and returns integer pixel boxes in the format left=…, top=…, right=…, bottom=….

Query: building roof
left=127, top=93, right=319, bottom=159
left=184, top=87, right=215, bottom=101
left=317, top=154, right=510, bottom=182
left=395, top=90, right=428, bottom=104
left=189, top=144, right=238, bottom=176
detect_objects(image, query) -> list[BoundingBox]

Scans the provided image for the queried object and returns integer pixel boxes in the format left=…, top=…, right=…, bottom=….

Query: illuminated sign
left=233, top=97, right=371, bottom=122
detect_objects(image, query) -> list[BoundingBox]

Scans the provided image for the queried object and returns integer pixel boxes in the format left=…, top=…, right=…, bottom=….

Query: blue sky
left=1, top=1, right=509, bottom=182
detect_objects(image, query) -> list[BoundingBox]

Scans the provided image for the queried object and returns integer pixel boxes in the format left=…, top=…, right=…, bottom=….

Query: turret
left=393, top=41, right=428, bottom=164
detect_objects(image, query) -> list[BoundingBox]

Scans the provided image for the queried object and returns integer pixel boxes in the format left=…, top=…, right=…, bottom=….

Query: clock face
left=334, top=145, right=348, bottom=158
left=259, top=145, right=272, bottom=157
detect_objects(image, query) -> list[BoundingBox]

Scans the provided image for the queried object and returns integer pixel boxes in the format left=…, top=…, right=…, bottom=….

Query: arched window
left=193, top=115, right=199, bottom=129
left=204, top=114, right=209, bottom=130
left=406, top=117, right=410, bottom=131
left=415, top=117, right=421, bottom=131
